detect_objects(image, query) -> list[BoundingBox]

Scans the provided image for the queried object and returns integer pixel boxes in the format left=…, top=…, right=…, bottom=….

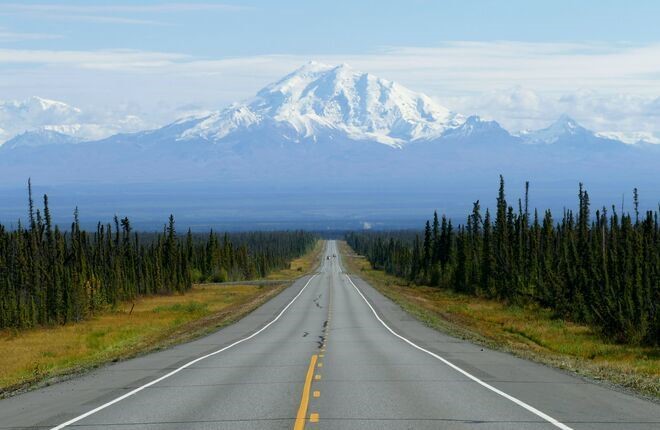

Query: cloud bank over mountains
left=1, top=41, right=660, bottom=139
left=1, top=62, right=659, bottom=146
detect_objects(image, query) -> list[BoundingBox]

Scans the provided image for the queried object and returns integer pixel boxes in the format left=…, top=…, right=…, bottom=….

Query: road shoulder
left=338, top=240, right=660, bottom=403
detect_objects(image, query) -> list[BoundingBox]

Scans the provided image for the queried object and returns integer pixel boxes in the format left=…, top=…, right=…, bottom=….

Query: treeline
left=346, top=177, right=659, bottom=345
left=0, top=184, right=317, bottom=329
left=187, top=230, right=317, bottom=282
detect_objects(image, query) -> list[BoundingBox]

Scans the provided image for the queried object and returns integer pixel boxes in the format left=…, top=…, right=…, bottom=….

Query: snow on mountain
left=1, top=129, right=81, bottom=150
left=0, top=63, right=657, bottom=203
left=179, top=105, right=261, bottom=142
left=516, top=114, right=622, bottom=149
left=519, top=114, right=588, bottom=145
left=178, top=62, right=464, bottom=147
left=0, top=96, right=146, bottom=144
left=596, top=131, right=660, bottom=145
left=440, top=115, right=513, bottom=142
left=0, top=66, right=644, bottom=155
left=0, top=96, right=82, bottom=140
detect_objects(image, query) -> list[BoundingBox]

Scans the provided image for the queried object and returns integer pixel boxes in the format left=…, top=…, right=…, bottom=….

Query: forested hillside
left=346, top=177, right=659, bottom=345
left=0, top=183, right=317, bottom=329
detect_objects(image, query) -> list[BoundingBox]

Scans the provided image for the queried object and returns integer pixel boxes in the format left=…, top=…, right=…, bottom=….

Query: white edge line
left=50, top=274, right=318, bottom=430
left=344, top=274, right=574, bottom=430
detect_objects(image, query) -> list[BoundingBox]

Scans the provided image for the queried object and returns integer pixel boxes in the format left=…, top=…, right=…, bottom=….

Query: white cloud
left=0, top=28, right=62, bottom=42
left=45, top=15, right=171, bottom=26
left=446, top=87, right=660, bottom=134
left=0, top=48, right=187, bottom=69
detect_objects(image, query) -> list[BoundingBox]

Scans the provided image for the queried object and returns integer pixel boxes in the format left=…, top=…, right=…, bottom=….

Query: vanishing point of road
left=0, top=241, right=658, bottom=429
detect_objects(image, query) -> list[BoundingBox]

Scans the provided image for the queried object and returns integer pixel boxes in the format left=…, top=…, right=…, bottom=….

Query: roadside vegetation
left=266, top=239, right=324, bottom=280
left=0, top=181, right=317, bottom=330
left=0, top=182, right=321, bottom=395
left=343, top=176, right=659, bottom=398
left=346, top=177, right=658, bottom=346
left=340, top=241, right=659, bottom=399
left=0, top=283, right=277, bottom=395
left=0, top=241, right=321, bottom=396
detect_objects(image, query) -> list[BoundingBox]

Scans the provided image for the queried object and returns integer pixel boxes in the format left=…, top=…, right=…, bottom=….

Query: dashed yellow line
left=294, top=252, right=336, bottom=429
left=294, top=354, right=318, bottom=430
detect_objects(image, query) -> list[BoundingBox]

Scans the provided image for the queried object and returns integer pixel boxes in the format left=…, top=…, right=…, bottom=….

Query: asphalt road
left=0, top=241, right=658, bottom=429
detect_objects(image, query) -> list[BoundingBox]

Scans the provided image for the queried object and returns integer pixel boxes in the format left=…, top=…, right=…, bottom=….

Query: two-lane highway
left=0, top=241, right=658, bottom=429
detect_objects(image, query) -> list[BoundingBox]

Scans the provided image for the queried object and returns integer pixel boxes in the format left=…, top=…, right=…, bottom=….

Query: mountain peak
left=552, top=114, right=582, bottom=132
left=1, top=95, right=82, bottom=117
left=519, top=115, right=627, bottom=149
left=440, top=115, right=511, bottom=143
left=182, top=63, right=464, bottom=146
left=1, top=128, right=80, bottom=150
left=27, top=96, right=82, bottom=114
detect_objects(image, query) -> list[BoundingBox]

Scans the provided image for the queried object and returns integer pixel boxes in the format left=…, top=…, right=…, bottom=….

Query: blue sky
left=2, top=1, right=660, bottom=140
left=5, top=1, right=660, bottom=54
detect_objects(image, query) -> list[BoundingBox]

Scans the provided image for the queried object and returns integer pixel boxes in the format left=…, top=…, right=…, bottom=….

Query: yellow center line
left=294, top=354, right=318, bottom=430
left=295, top=250, right=336, bottom=428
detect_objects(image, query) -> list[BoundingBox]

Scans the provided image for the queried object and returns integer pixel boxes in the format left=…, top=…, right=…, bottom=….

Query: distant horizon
left=1, top=178, right=657, bottom=232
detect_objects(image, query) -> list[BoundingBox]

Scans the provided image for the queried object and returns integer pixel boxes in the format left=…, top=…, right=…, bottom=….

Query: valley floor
left=339, top=241, right=660, bottom=400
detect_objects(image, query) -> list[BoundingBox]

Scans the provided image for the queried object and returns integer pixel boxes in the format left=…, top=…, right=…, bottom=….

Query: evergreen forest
left=346, top=177, right=659, bottom=345
left=0, top=182, right=317, bottom=329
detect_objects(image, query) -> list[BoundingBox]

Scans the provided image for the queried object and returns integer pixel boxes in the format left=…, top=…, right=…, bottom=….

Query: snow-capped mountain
left=440, top=115, right=514, bottom=144
left=2, top=129, right=81, bottom=150
left=177, top=62, right=465, bottom=147
left=0, top=63, right=658, bottom=194
left=0, top=96, right=146, bottom=144
left=519, top=114, right=620, bottom=148
left=596, top=131, right=660, bottom=145
left=3, top=65, right=650, bottom=152
left=0, top=63, right=657, bottom=229
left=0, top=96, right=82, bottom=121
left=0, top=96, right=82, bottom=143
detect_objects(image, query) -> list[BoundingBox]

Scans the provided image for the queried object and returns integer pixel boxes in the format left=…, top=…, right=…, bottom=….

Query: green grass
left=152, top=301, right=209, bottom=314
left=339, top=241, right=660, bottom=399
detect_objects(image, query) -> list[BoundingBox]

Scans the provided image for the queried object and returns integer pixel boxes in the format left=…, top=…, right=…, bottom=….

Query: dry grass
left=0, top=240, right=323, bottom=396
left=0, top=284, right=284, bottom=395
left=339, top=241, right=660, bottom=400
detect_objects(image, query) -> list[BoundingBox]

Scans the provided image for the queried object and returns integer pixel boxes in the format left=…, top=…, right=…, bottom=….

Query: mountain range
left=0, top=62, right=658, bottom=229
left=2, top=62, right=658, bottom=150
